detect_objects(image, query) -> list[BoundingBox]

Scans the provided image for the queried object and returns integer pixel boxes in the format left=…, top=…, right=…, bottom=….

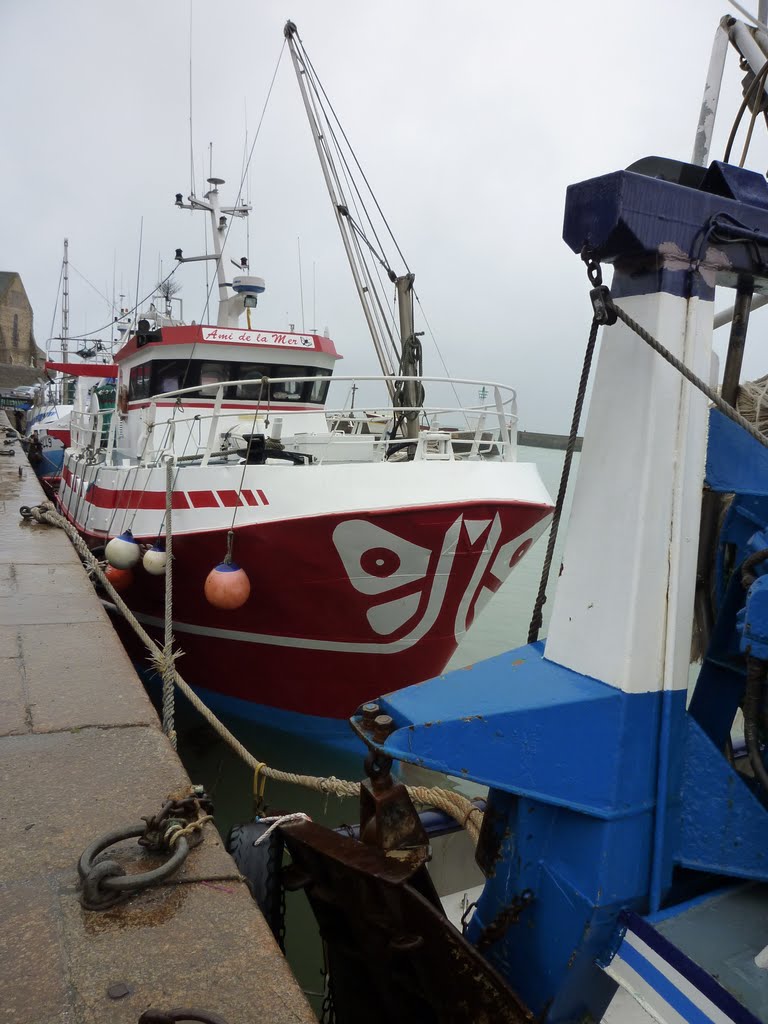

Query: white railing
left=71, top=408, right=110, bottom=451
left=72, top=375, right=518, bottom=465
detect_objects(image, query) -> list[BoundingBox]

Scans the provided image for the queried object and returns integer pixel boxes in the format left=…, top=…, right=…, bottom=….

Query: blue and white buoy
left=142, top=541, right=167, bottom=576
left=105, top=529, right=141, bottom=569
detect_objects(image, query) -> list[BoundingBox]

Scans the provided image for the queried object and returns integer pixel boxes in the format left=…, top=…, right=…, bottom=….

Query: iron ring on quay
left=78, top=824, right=190, bottom=910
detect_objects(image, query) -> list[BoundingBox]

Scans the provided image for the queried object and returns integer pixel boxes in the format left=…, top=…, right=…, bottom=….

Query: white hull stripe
left=601, top=912, right=759, bottom=1024
left=110, top=604, right=441, bottom=655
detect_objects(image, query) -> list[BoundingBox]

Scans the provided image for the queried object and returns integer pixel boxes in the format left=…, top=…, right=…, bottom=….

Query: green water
left=175, top=445, right=575, bottom=1011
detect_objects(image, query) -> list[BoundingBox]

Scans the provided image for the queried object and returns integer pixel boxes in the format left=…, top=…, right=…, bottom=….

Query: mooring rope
left=20, top=501, right=482, bottom=844
left=161, top=459, right=177, bottom=748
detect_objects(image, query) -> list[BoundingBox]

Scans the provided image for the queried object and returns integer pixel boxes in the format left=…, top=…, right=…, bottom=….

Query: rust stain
left=81, top=884, right=188, bottom=933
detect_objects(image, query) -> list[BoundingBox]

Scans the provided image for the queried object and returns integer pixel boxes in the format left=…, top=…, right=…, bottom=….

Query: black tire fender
left=226, top=820, right=284, bottom=943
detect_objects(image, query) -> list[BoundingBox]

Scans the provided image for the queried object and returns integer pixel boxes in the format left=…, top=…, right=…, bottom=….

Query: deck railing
left=71, top=374, right=518, bottom=465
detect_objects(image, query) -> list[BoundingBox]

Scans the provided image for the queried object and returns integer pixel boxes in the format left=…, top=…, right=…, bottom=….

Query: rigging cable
left=294, top=30, right=411, bottom=274
left=45, top=259, right=65, bottom=353
left=413, top=293, right=469, bottom=429
left=293, top=32, right=403, bottom=376
left=188, top=0, right=196, bottom=198
left=528, top=315, right=598, bottom=644
left=299, top=46, right=400, bottom=364
left=723, top=55, right=768, bottom=164
left=69, top=262, right=115, bottom=314
left=739, top=61, right=768, bottom=166
left=321, top=111, right=402, bottom=375
left=195, top=39, right=286, bottom=326
left=175, top=39, right=286, bottom=397
left=727, top=0, right=768, bottom=33
left=133, top=217, right=144, bottom=332
left=65, top=265, right=181, bottom=342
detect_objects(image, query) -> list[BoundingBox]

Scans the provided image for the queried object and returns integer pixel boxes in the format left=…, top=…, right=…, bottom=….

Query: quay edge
left=0, top=414, right=315, bottom=1023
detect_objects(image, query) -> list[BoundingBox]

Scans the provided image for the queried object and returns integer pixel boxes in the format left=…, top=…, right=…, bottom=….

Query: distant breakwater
left=518, top=430, right=583, bottom=452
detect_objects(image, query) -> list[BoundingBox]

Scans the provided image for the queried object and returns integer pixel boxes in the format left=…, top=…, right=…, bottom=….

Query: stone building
left=0, top=272, right=46, bottom=388
left=0, top=272, right=44, bottom=365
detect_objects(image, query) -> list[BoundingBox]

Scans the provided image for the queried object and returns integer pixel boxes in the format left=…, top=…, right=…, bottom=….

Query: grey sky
left=1, top=1, right=764, bottom=431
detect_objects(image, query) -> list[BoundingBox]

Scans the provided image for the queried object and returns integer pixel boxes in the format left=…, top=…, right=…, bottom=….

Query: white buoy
left=105, top=529, right=141, bottom=569
left=142, top=543, right=167, bottom=576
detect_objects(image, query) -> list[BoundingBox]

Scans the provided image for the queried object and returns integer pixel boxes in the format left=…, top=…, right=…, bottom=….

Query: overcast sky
left=2, top=0, right=767, bottom=431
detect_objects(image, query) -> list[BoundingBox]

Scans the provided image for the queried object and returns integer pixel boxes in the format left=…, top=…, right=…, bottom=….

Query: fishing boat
left=56, top=24, right=553, bottom=745
left=25, top=240, right=117, bottom=490
left=225, top=9, right=768, bottom=1022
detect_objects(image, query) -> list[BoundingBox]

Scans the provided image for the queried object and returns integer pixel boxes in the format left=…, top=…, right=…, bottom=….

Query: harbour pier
left=0, top=420, right=314, bottom=1023
left=517, top=430, right=583, bottom=451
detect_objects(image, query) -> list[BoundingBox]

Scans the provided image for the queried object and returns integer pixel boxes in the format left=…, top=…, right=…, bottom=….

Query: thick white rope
left=737, top=374, right=768, bottom=435
left=253, top=813, right=312, bottom=846
left=161, top=458, right=177, bottom=748
left=24, top=502, right=482, bottom=844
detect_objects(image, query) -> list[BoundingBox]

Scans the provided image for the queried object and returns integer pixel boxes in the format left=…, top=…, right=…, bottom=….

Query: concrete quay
left=0, top=426, right=314, bottom=1023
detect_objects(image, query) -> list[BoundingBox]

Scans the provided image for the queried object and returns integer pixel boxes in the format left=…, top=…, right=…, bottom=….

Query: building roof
left=0, top=272, right=21, bottom=302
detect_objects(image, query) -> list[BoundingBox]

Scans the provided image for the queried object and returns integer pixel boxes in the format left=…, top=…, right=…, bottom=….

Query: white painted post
left=201, top=385, right=224, bottom=467
left=545, top=290, right=714, bottom=699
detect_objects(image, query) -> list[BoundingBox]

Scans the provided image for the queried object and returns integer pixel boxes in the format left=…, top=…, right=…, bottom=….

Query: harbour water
left=175, top=445, right=576, bottom=1008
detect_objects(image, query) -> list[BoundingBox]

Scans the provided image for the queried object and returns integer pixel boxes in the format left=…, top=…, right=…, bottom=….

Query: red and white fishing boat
left=57, top=24, right=553, bottom=744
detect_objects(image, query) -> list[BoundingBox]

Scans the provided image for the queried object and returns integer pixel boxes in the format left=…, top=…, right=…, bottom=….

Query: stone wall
left=0, top=272, right=44, bottom=368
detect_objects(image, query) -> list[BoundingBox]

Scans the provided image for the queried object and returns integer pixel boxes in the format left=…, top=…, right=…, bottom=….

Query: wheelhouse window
left=233, top=363, right=271, bottom=400
left=199, top=361, right=232, bottom=396
left=137, top=358, right=332, bottom=403
left=272, top=365, right=304, bottom=402
left=151, top=359, right=191, bottom=396
left=308, top=369, right=332, bottom=405
left=129, top=364, right=152, bottom=400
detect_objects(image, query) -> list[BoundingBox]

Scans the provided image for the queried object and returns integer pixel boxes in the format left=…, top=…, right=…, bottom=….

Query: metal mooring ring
left=78, top=824, right=190, bottom=911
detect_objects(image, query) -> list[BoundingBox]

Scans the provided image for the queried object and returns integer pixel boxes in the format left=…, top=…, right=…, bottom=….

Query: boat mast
left=284, top=22, right=398, bottom=399
left=175, top=178, right=251, bottom=327
left=395, top=273, right=421, bottom=439
left=62, top=238, right=69, bottom=364
left=205, top=178, right=233, bottom=323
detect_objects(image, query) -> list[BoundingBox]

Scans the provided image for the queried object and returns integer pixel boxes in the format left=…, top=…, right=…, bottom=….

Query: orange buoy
left=204, top=561, right=251, bottom=610
left=104, top=565, right=135, bottom=592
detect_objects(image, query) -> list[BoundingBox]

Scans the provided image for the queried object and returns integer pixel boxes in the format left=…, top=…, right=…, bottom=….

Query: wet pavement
left=0, top=419, right=315, bottom=1023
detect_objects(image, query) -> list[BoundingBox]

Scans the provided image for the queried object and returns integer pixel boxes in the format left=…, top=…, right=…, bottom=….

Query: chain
left=528, top=255, right=600, bottom=643
left=139, top=787, right=213, bottom=853
left=585, top=256, right=768, bottom=453
left=277, top=873, right=287, bottom=954
left=78, top=787, right=213, bottom=911
left=319, top=940, right=335, bottom=1024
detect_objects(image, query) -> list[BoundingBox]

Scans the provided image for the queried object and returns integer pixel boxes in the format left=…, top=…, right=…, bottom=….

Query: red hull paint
left=61, top=464, right=268, bottom=513
left=47, top=428, right=71, bottom=446
left=103, top=502, right=550, bottom=720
